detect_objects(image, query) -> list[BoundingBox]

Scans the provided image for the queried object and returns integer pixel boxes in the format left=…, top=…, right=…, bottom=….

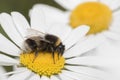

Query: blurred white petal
left=110, top=10, right=120, bottom=33
left=96, top=41, right=120, bottom=57
left=55, top=0, right=97, bottom=10
left=100, top=0, right=120, bottom=11
left=55, top=0, right=81, bottom=10
left=103, top=31, right=120, bottom=40
left=31, top=4, right=69, bottom=27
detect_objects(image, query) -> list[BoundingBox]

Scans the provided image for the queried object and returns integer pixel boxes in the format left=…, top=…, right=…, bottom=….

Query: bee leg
left=57, top=49, right=61, bottom=60
left=60, top=48, right=64, bottom=57
left=58, top=52, right=60, bottom=60
left=61, top=52, right=64, bottom=56
left=51, top=47, right=55, bottom=64
left=53, top=52, right=55, bottom=64
left=32, top=50, right=39, bottom=63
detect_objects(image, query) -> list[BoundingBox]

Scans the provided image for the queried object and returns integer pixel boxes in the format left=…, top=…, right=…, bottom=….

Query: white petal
left=13, top=67, right=27, bottom=71
left=50, top=76, right=59, bottom=80
left=100, top=0, right=120, bottom=11
left=0, top=54, right=19, bottom=66
left=0, top=34, right=20, bottom=56
left=64, top=11, right=71, bottom=24
left=66, top=56, right=115, bottom=67
left=31, top=4, right=69, bottom=27
left=103, top=31, right=120, bottom=40
left=41, top=76, right=50, bottom=80
left=55, top=0, right=97, bottom=10
left=11, top=12, right=30, bottom=38
left=96, top=41, right=120, bottom=57
left=55, top=0, right=80, bottom=10
left=7, top=70, right=32, bottom=80
left=63, top=25, right=89, bottom=50
left=110, top=10, right=120, bottom=33
left=0, top=66, right=7, bottom=80
left=48, top=24, right=72, bottom=41
left=59, top=73, right=73, bottom=80
left=64, top=34, right=106, bottom=58
left=29, top=74, right=40, bottom=80
left=61, top=70, right=82, bottom=80
left=29, top=5, right=46, bottom=33
left=1, top=68, right=27, bottom=76
left=65, top=65, right=108, bottom=79
left=62, top=70, right=104, bottom=80
left=0, top=13, right=24, bottom=48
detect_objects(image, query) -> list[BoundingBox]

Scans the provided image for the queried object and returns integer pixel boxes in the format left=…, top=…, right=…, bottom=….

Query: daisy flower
left=0, top=11, right=109, bottom=80
left=31, top=0, right=120, bottom=41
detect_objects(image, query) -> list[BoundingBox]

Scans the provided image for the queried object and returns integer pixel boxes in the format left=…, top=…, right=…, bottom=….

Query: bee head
left=56, top=43, right=65, bottom=56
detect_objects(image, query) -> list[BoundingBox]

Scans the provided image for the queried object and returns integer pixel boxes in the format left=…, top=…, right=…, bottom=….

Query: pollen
left=20, top=52, right=65, bottom=77
left=70, top=2, right=112, bottom=34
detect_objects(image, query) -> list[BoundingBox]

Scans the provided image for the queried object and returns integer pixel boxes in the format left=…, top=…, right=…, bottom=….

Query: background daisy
left=29, top=0, right=120, bottom=63
left=0, top=11, right=111, bottom=80
left=31, top=0, right=120, bottom=41
left=54, top=0, right=120, bottom=57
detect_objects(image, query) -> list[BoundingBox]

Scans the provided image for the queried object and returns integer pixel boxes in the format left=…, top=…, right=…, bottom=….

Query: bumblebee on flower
left=0, top=8, right=109, bottom=79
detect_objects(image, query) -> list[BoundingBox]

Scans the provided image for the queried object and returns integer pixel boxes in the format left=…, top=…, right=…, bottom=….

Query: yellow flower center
left=70, top=2, right=112, bottom=34
left=20, top=52, right=65, bottom=77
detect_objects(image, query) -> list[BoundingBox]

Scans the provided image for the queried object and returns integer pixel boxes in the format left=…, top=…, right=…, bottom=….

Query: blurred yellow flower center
left=70, top=2, right=112, bottom=34
left=20, top=52, right=65, bottom=77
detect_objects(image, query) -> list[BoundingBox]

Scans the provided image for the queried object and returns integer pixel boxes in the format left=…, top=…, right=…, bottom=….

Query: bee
left=23, top=29, right=65, bottom=62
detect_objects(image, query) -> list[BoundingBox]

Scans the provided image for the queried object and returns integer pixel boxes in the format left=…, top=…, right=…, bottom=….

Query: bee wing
left=25, top=28, right=51, bottom=43
left=25, top=28, right=46, bottom=38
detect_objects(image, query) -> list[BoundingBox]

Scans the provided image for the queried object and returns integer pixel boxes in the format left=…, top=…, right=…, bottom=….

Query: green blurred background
left=0, top=0, right=65, bottom=72
left=0, top=0, right=65, bottom=19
